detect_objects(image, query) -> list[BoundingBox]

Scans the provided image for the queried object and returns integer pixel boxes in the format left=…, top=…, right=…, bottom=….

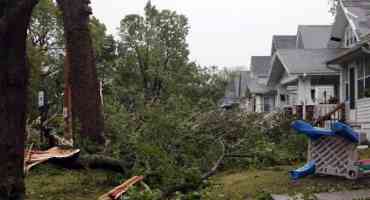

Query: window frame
left=344, top=65, right=349, bottom=101
left=357, top=57, right=370, bottom=99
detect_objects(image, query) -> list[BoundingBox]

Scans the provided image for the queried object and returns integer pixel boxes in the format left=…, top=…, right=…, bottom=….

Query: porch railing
left=314, top=103, right=346, bottom=128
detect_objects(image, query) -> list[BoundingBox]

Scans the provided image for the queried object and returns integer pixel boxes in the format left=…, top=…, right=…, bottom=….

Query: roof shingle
left=297, top=25, right=332, bottom=49
left=250, top=56, right=272, bottom=77
left=272, top=35, right=297, bottom=50
left=275, top=49, right=345, bottom=74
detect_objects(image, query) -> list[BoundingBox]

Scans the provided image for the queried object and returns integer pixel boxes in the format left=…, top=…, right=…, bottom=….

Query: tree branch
left=201, top=139, right=225, bottom=180
left=161, top=139, right=226, bottom=197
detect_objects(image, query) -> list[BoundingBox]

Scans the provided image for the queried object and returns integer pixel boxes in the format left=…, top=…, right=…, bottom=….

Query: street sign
left=38, top=91, right=45, bottom=108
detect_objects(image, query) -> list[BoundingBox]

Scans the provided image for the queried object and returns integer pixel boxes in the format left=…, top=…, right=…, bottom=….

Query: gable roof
left=329, top=0, right=370, bottom=46
left=275, top=49, right=344, bottom=74
left=297, top=25, right=332, bottom=49
left=267, top=49, right=344, bottom=86
left=250, top=56, right=272, bottom=77
left=341, top=0, right=370, bottom=38
left=245, top=72, right=271, bottom=94
left=272, top=35, right=297, bottom=50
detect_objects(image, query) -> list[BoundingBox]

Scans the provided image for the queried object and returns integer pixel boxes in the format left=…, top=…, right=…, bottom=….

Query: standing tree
left=27, top=0, right=65, bottom=121
left=57, top=0, right=105, bottom=148
left=0, top=0, right=39, bottom=199
left=117, top=2, right=191, bottom=106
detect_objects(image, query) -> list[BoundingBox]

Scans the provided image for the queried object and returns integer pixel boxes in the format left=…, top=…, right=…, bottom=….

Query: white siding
left=356, top=98, right=370, bottom=138
left=356, top=98, right=370, bottom=123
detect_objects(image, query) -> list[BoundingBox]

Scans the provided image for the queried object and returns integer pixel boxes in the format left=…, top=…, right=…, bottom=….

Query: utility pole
left=64, top=47, right=73, bottom=145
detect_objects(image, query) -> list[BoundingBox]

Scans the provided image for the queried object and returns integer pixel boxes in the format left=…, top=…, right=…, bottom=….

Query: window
left=280, top=94, right=286, bottom=102
left=311, top=89, right=316, bottom=103
left=344, top=26, right=357, bottom=47
left=357, top=58, right=370, bottom=99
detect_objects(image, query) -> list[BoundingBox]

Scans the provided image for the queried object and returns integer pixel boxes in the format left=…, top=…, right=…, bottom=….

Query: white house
left=245, top=36, right=298, bottom=113
left=268, top=49, right=343, bottom=116
left=325, top=0, right=370, bottom=132
left=266, top=25, right=344, bottom=119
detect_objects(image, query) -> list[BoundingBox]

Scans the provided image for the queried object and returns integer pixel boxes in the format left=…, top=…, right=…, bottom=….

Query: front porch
left=326, top=42, right=370, bottom=135
left=276, top=74, right=340, bottom=120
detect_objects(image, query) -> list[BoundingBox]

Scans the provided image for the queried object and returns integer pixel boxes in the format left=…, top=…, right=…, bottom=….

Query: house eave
left=327, top=43, right=370, bottom=65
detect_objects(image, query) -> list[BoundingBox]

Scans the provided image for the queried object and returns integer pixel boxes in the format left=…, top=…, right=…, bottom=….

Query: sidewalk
left=272, top=189, right=370, bottom=200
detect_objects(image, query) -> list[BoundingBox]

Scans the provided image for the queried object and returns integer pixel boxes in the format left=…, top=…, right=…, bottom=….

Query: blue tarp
left=332, top=122, right=359, bottom=143
left=291, top=120, right=335, bottom=140
left=290, top=161, right=316, bottom=180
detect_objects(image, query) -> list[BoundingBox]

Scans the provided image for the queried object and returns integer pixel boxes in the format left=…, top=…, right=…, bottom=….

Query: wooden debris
left=99, top=176, right=144, bottom=200
left=24, top=147, right=80, bottom=173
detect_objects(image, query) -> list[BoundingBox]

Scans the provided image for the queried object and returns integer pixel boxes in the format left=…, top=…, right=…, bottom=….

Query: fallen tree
left=161, top=139, right=225, bottom=198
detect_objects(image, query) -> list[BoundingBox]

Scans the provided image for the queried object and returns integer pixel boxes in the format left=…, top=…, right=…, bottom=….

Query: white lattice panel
left=309, top=136, right=359, bottom=179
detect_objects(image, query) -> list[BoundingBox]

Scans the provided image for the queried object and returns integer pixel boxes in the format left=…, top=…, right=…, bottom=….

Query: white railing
left=313, top=104, right=338, bottom=120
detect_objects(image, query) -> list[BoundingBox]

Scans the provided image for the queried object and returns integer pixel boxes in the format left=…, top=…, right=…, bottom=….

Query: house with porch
left=245, top=35, right=298, bottom=113
left=268, top=48, right=344, bottom=119
left=267, top=25, right=344, bottom=119
left=325, top=0, right=370, bottom=133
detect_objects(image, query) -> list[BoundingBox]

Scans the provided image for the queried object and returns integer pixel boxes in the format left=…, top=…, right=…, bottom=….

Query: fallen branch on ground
left=99, top=176, right=144, bottom=200
left=162, top=139, right=225, bottom=198
left=24, top=147, right=80, bottom=174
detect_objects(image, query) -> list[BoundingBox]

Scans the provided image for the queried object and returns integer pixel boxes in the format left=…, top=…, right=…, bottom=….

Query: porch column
left=339, top=68, right=345, bottom=103
left=298, top=76, right=312, bottom=120
left=276, top=87, right=281, bottom=108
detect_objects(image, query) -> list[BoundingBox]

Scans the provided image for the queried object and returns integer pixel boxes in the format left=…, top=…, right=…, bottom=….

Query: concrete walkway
left=272, top=189, right=370, bottom=200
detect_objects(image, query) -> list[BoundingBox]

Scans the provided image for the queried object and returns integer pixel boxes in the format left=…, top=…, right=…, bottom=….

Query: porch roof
left=267, top=49, right=344, bottom=86
left=327, top=43, right=370, bottom=64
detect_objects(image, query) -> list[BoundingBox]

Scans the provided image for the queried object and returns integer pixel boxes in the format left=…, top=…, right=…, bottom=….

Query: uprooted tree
left=0, top=0, right=39, bottom=199
left=57, top=0, right=105, bottom=148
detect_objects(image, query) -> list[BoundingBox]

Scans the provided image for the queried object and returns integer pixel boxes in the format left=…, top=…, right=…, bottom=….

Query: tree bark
left=0, top=0, right=39, bottom=199
left=57, top=0, right=105, bottom=147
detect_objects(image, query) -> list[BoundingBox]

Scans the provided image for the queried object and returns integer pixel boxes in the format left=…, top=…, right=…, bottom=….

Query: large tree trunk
left=57, top=0, right=105, bottom=147
left=0, top=0, right=39, bottom=199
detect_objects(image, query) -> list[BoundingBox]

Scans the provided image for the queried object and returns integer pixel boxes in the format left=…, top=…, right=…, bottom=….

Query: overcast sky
left=91, top=0, right=334, bottom=69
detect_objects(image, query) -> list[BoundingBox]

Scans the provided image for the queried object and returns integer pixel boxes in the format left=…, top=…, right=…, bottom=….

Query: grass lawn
left=24, top=148, right=370, bottom=200
left=202, top=166, right=370, bottom=200
left=26, top=164, right=123, bottom=200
